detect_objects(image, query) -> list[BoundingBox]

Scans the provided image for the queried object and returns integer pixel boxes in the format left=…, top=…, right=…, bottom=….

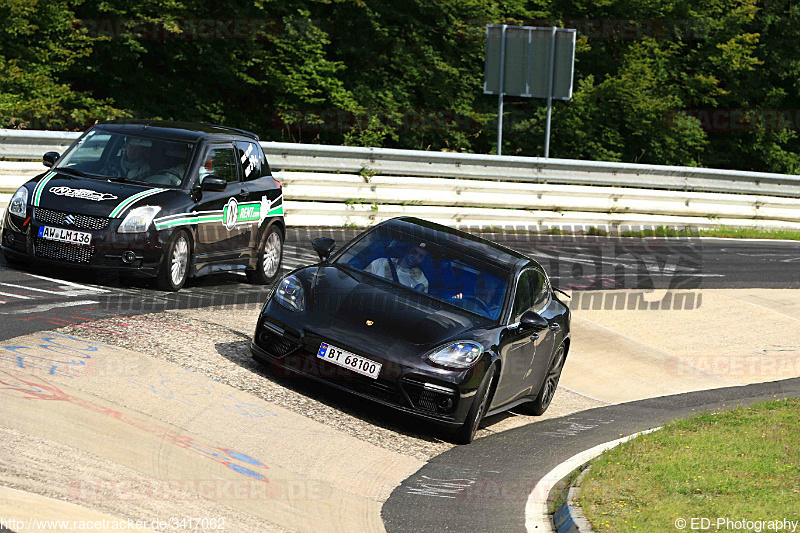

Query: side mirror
left=200, top=176, right=227, bottom=192
left=43, top=152, right=60, bottom=168
left=520, top=310, right=548, bottom=331
left=312, top=237, right=336, bottom=262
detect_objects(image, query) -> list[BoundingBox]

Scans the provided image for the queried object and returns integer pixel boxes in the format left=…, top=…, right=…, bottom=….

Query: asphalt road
left=381, top=376, right=800, bottom=533
left=1, top=235, right=797, bottom=340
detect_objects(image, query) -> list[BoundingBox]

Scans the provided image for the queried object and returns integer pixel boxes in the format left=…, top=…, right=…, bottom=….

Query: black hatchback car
left=250, top=217, right=571, bottom=443
left=1, top=121, right=285, bottom=290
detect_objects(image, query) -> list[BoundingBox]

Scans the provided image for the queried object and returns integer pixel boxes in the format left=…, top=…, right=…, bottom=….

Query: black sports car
left=1, top=121, right=285, bottom=290
left=250, top=217, right=571, bottom=443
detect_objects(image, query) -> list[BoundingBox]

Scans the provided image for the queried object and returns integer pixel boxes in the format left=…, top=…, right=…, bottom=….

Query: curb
left=552, top=467, right=594, bottom=533
left=525, top=428, right=661, bottom=533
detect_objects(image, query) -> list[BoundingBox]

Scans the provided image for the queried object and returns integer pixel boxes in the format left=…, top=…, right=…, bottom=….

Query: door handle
left=549, top=323, right=561, bottom=331
left=530, top=333, right=540, bottom=341
left=237, top=188, right=249, bottom=199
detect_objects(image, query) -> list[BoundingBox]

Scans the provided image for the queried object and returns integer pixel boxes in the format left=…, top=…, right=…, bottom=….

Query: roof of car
left=380, top=217, right=537, bottom=270
left=94, top=120, right=259, bottom=142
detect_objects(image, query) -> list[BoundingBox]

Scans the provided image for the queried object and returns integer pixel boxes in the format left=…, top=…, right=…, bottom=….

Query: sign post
left=484, top=25, right=576, bottom=157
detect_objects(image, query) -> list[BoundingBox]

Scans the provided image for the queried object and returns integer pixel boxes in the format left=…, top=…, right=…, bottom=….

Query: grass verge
left=577, top=398, right=800, bottom=532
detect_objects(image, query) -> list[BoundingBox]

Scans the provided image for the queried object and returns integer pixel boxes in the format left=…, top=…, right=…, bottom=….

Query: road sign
left=484, top=25, right=576, bottom=156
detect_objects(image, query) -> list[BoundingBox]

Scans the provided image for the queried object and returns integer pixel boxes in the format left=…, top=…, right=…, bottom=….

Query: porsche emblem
left=365, top=320, right=374, bottom=326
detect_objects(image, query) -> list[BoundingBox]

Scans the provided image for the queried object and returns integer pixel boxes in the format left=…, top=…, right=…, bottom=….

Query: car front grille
left=34, top=208, right=109, bottom=231
left=34, top=238, right=94, bottom=264
left=340, top=373, right=402, bottom=404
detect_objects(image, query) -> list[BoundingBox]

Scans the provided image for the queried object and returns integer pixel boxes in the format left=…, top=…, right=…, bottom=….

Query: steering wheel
left=456, top=295, right=490, bottom=315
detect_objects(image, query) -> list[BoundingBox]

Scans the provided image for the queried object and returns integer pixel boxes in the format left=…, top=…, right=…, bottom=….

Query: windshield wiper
left=55, top=167, right=93, bottom=179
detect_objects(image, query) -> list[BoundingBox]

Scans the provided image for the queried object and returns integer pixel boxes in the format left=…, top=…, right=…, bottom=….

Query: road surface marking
left=0, top=282, right=59, bottom=294
left=0, top=300, right=97, bottom=314
left=20, top=272, right=109, bottom=293
left=0, top=290, right=30, bottom=300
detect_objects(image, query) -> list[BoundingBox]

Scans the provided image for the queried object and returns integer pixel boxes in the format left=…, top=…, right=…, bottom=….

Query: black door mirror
left=520, top=310, right=548, bottom=331
left=312, top=237, right=336, bottom=262
left=43, top=152, right=60, bottom=168
left=200, top=176, right=227, bottom=192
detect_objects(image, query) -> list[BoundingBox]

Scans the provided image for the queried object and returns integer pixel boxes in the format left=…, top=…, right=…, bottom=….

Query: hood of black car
left=32, top=173, right=168, bottom=218
left=306, top=266, right=491, bottom=349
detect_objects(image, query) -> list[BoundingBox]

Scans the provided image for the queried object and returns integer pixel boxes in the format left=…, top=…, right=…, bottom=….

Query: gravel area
left=60, top=306, right=605, bottom=461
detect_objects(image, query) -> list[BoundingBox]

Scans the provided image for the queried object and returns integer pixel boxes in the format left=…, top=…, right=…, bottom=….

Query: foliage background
left=1, top=0, right=798, bottom=173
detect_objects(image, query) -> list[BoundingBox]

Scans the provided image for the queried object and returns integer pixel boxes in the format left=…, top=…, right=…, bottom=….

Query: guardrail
left=2, top=129, right=800, bottom=230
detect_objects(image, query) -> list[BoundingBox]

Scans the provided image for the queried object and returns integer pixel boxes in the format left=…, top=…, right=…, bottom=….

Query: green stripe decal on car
left=152, top=194, right=283, bottom=231
left=109, top=188, right=165, bottom=218
left=154, top=214, right=222, bottom=230
left=32, top=172, right=56, bottom=207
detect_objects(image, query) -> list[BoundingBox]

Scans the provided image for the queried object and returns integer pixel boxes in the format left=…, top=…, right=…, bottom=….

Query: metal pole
left=544, top=26, right=557, bottom=158
left=497, top=94, right=504, bottom=156
left=497, top=25, right=507, bottom=156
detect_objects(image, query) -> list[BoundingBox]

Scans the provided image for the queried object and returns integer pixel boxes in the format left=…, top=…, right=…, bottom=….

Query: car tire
left=523, top=343, right=567, bottom=416
left=157, top=230, right=191, bottom=292
left=246, top=225, right=283, bottom=285
left=454, top=365, right=496, bottom=445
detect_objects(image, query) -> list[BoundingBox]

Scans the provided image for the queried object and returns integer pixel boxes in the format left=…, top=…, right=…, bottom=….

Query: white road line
left=0, top=290, right=31, bottom=300
left=20, top=272, right=110, bottom=293
left=525, top=427, right=661, bottom=532
left=0, top=282, right=58, bottom=294
left=0, top=300, right=98, bottom=314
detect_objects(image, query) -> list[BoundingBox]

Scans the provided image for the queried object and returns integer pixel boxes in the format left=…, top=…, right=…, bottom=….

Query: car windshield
left=55, top=130, right=194, bottom=188
left=336, top=226, right=509, bottom=321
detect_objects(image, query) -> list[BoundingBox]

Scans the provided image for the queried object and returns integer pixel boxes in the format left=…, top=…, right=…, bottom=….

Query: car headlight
left=117, top=206, right=161, bottom=233
left=274, top=274, right=305, bottom=312
left=427, top=340, right=484, bottom=369
left=8, top=186, right=28, bottom=218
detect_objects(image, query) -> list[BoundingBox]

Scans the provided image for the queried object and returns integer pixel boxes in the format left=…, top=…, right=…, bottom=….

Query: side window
left=531, top=271, right=550, bottom=312
left=199, top=145, right=238, bottom=184
left=512, top=269, right=550, bottom=320
left=257, top=143, right=273, bottom=178
left=511, top=270, right=535, bottom=320
left=235, top=141, right=262, bottom=182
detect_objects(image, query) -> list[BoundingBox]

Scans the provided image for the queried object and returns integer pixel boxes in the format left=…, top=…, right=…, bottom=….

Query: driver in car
left=366, top=242, right=430, bottom=293
left=107, top=137, right=152, bottom=181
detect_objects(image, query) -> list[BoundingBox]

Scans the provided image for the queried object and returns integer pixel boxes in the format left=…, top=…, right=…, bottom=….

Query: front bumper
left=250, top=316, right=488, bottom=428
left=2, top=209, right=166, bottom=276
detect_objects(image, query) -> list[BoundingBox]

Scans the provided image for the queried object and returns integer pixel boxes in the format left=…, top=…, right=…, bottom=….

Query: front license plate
left=37, top=225, right=92, bottom=246
left=317, top=342, right=382, bottom=379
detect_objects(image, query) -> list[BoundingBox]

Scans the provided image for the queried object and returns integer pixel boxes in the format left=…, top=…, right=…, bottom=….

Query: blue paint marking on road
left=1, top=334, right=120, bottom=377
left=224, top=449, right=266, bottom=467
left=225, top=463, right=266, bottom=481
left=128, top=371, right=279, bottom=419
